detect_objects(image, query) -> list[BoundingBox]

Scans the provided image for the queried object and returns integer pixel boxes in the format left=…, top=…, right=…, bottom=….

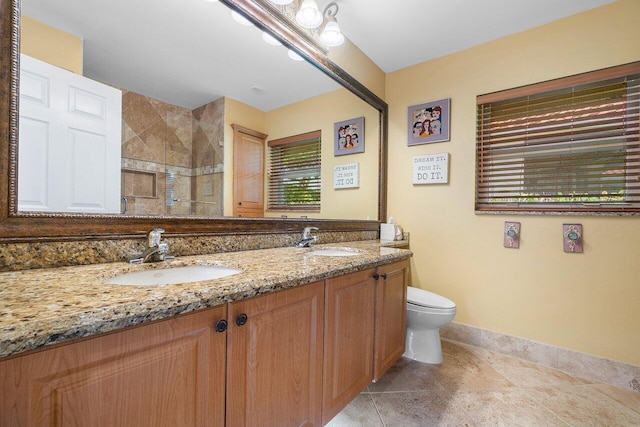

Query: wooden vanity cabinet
left=322, top=268, right=376, bottom=424
left=321, top=260, right=409, bottom=424
left=373, top=260, right=409, bottom=381
left=0, top=261, right=407, bottom=427
left=0, top=304, right=228, bottom=427
left=225, top=280, right=324, bottom=427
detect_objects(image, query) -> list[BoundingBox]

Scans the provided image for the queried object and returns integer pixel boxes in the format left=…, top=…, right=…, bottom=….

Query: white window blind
left=476, top=62, right=640, bottom=213
left=268, top=130, right=321, bottom=211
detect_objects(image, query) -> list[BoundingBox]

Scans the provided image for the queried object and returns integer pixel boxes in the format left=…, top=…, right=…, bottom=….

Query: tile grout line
left=367, top=390, right=388, bottom=427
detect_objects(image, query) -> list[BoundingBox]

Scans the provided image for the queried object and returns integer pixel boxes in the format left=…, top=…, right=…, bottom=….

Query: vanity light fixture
left=318, top=3, right=344, bottom=47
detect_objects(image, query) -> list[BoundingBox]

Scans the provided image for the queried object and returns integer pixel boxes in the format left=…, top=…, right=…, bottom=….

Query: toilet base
left=403, top=327, right=443, bottom=364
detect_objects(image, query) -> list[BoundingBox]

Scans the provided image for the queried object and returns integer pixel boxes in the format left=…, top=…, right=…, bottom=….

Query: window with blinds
left=476, top=62, right=640, bottom=213
left=268, top=130, right=321, bottom=211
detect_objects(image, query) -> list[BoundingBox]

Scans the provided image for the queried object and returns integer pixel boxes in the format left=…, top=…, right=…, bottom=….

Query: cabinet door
left=0, top=305, right=227, bottom=427
left=323, top=268, right=376, bottom=424
left=226, top=281, right=324, bottom=427
left=373, top=260, right=409, bottom=381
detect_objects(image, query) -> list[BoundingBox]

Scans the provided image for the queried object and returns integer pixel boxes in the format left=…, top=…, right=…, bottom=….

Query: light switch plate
left=504, top=222, right=520, bottom=248
left=563, top=223, right=583, bottom=253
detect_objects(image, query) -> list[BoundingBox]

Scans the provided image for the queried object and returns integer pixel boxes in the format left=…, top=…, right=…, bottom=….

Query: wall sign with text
left=412, top=153, right=449, bottom=184
left=333, top=163, right=360, bottom=189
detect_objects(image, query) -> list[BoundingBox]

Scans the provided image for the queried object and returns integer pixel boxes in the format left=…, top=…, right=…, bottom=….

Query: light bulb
left=319, top=20, right=344, bottom=47
left=295, top=0, right=323, bottom=29
left=268, top=0, right=294, bottom=4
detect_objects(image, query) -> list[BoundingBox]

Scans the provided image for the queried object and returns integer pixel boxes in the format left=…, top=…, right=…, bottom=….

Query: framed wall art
left=334, top=116, right=365, bottom=156
left=407, top=98, right=450, bottom=145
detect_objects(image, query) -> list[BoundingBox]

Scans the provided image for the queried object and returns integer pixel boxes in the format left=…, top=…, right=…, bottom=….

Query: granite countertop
left=0, top=240, right=411, bottom=359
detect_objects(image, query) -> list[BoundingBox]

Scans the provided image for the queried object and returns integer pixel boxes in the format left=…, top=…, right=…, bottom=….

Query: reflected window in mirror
left=268, top=131, right=321, bottom=212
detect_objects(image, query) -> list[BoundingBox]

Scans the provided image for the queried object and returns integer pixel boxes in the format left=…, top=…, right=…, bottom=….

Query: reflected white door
left=18, top=54, right=122, bottom=213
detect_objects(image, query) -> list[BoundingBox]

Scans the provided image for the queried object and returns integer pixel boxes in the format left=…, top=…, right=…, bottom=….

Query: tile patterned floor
left=327, top=339, right=640, bottom=426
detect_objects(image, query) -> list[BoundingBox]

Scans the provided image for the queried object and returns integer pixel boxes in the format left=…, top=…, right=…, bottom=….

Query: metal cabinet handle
left=215, top=319, right=228, bottom=332
left=236, top=313, right=248, bottom=326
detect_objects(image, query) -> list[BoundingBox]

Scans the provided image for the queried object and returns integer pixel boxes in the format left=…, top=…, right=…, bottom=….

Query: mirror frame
left=0, top=0, right=387, bottom=243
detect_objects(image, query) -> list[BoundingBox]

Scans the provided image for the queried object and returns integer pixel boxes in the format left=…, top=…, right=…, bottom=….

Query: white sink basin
left=106, top=265, right=242, bottom=286
left=307, top=248, right=361, bottom=257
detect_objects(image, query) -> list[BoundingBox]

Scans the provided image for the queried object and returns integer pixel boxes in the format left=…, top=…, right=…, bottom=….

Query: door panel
left=18, top=54, right=122, bottom=213
left=226, top=281, right=324, bottom=427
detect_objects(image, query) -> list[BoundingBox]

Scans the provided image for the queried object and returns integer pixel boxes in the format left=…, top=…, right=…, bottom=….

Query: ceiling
left=22, top=0, right=618, bottom=110
left=22, top=0, right=341, bottom=111
left=336, top=0, right=617, bottom=73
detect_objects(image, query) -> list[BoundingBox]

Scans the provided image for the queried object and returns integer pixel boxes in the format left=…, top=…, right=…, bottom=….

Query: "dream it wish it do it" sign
left=412, top=153, right=449, bottom=184
left=333, top=163, right=360, bottom=189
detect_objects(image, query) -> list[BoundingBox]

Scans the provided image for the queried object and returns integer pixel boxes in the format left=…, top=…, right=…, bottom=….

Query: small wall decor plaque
left=412, top=153, right=449, bottom=184
left=334, top=116, right=364, bottom=156
left=407, top=98, right=450, bottom=145
left=333, top=163, right=359, bottom=189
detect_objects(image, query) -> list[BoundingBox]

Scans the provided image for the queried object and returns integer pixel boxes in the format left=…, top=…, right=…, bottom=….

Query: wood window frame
left=476, top=61, right=640, bottom=215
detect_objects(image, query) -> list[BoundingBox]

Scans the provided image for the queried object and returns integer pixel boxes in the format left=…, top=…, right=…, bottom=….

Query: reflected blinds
left=268, top=130, right=321, bottom=210
left=476, top=62, right=640, bottom=213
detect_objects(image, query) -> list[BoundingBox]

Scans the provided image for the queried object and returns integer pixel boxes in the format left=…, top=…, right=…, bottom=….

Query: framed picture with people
left=334, top=116, right=365, bottom=156
left=407, top=98, right=450, bottom=145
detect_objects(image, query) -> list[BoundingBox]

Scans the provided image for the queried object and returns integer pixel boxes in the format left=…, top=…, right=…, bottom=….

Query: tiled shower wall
left=121, top=90, right=224, bottom=216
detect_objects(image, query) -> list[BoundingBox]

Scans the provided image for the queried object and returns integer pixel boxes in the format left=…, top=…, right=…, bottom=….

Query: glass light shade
left=231, top=10, right=253, bottom=26
left=262, top=32, right=282, bottom=46
left=295, top=0, right=323, bottom=29
left=319, top=20, right=344, bottom=47
left=288, top=49, right=304, bottom=61
left=268, top=0, right=294, bottom=4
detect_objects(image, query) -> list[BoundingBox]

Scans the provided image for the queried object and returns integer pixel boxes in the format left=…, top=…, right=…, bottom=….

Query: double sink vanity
left=0, top=240, right=411, bottom=426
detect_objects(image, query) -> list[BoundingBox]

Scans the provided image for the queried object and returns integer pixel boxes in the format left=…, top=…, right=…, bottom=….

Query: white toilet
left=404, top=286, right=456, bottom=364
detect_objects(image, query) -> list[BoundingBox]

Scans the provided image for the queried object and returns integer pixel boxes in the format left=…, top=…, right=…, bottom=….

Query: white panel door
left=18, top=54, right=122, bottom=213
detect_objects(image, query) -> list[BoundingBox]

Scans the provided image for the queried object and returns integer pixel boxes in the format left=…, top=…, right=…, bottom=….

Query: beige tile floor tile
left=330, top=340, right=640, bottom=426
left=452, top=388, right=569, bottom=426
left=371, top=391, right=476, bottom=427
left=481, top=350, right=589, bottom=388
left=325, top=394, right=384, bottom=427
left=589, top=383, right=640, bottom=415
left=526, top=385, right=640, bottom=427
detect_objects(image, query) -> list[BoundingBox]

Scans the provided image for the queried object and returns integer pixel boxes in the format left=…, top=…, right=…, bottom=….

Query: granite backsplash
left=0, top=230, right=378, bottom=272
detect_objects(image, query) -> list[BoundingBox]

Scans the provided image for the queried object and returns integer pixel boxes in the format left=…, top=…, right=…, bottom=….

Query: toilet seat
left=406, top=286, right=456, bottom=309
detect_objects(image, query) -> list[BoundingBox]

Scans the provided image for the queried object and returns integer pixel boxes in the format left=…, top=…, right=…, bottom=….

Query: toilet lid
left=407, top=286, right=456, bottom=309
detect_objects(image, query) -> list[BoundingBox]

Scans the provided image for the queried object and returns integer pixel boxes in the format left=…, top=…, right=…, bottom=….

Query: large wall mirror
left=0, top=0, right=387, bottom=241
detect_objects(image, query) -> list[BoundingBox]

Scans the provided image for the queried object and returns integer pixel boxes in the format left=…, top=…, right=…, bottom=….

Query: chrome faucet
left=294, top=227, right=319, bottom=248
left=130, top=228, right=174, bottom=263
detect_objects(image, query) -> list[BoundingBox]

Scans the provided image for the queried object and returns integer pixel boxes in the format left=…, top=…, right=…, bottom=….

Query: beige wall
left=20, top=16, right=83, bottom=74
left=386, top=0, right=640, bottom=365
left=264, top=88, right=379, bottom=220
left=329, top=38, right=386, bottom=100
